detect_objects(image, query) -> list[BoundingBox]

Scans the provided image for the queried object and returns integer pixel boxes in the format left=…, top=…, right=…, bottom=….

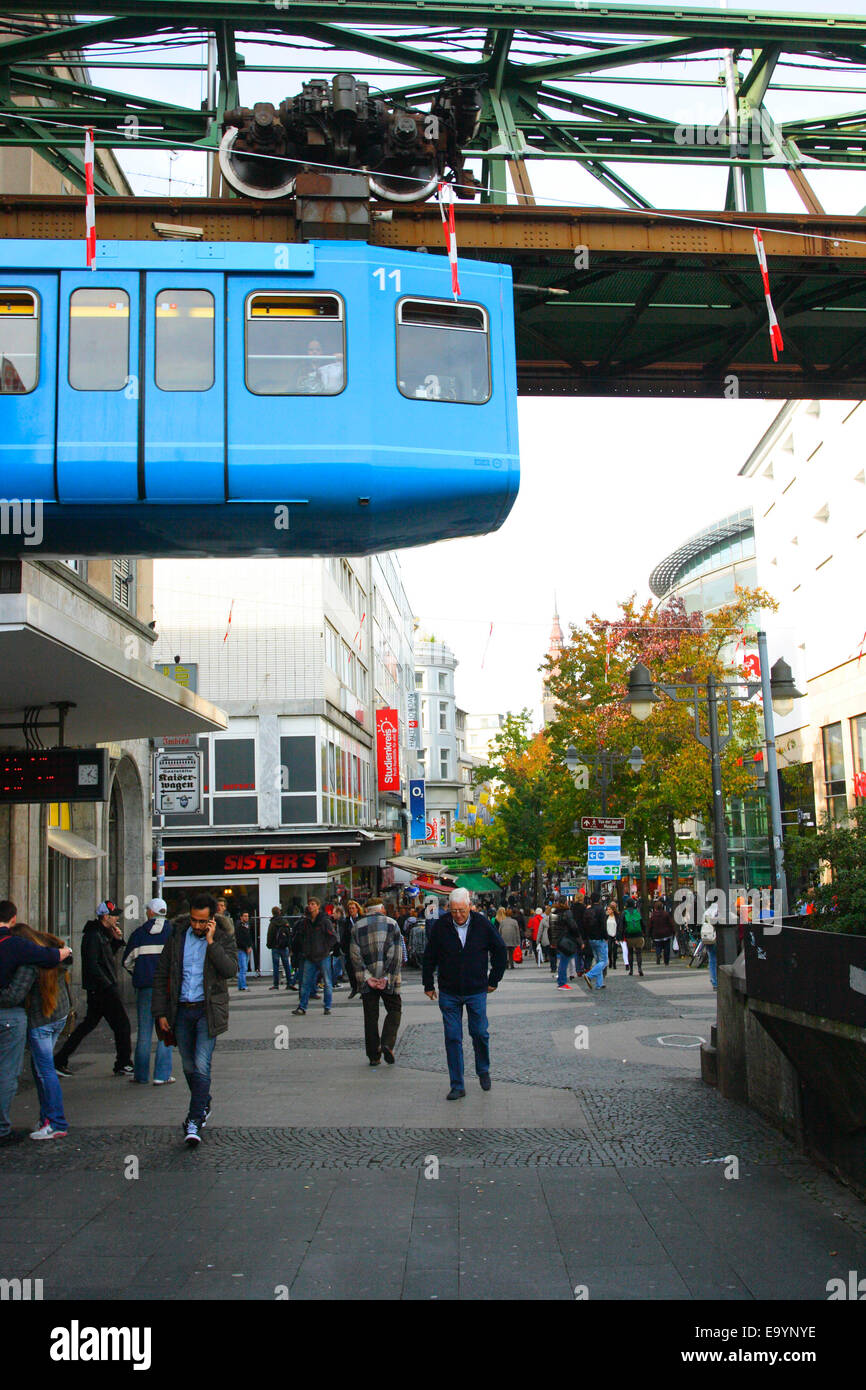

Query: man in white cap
left=122, top=898, right=175, bottom=1085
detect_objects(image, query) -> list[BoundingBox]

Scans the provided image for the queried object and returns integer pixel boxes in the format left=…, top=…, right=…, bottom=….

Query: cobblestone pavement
left=1, top=963, right=864, bottom=1299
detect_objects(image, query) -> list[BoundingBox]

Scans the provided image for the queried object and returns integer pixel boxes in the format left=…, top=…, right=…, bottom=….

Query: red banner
left=375, top=707, right=400, bottom=791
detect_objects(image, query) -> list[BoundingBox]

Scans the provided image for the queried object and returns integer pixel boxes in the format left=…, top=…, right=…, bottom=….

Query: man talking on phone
left=153, top=893, right=237, bottom=1147
left=422, top=888, right=507, bottom=1101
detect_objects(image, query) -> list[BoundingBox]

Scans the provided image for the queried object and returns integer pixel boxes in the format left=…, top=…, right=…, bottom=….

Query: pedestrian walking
left=0, top=919, right=73, bottom=1141
left=582, top=893, right=609, bottom=992
left=495, top=907, right=520, bottom=968
left=622, top=897, right=645, bottom=976
left=422, top=888, right=507, bottom=1100
left=344, top=900, right=363, bottom=997
left=267, top=907, right=293, bottom=990
left=122, top=898, right=175, bottom=1085
left=649, top=897, right=676, bottom=966
left=701, top=901, right=719, bottom=991
left=551, top=900, right=580, bottom=990
left=54, top=902, right=133, bottom=1078
left=152, top=892, right=238, bottom=1147
left=292, top=898, right=338, bottom=1016
left=233, top=911, right=254, bottom=990
left=605, top=899, right=622, bottom=970
left=348, top=899, right=403, bottom=1065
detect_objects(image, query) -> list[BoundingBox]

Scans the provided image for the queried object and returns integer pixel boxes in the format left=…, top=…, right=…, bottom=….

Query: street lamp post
left=564, top=744, right=644, bottom=816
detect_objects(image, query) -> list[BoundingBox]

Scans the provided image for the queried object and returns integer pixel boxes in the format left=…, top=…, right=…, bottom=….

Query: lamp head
left=625, top=663, right=657, bottom=722
left=769, top=656, right=803, bottom=718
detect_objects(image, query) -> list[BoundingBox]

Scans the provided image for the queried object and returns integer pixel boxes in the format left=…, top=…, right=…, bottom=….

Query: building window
left=0, top=290, right=38, bottom=393
left=438, top=701, right=448, bottom=732
left=822, top=722, right=847, bottom=822
left=421, top=700, right=429, bottom=732
left=112, top=558, right=134, bottom=611
left=155, top=288, right=215, bottom=391
left=438, top=672, right=448, bottom=692
left=440, top=749, right=450, bottom=779
left=69, top=288, right=129, bottom=391
left=280, top=734, right=317, bottom=824
left=211, top=736, right=257, bottom=826
left=245, top=292, right=344, bottom=395
left=324, top=622, right=339, bottom=673
left=397, top=298, right=490, bottom=404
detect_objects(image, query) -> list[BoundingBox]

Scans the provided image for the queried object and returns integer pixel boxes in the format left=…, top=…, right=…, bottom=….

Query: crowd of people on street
left=0, top=880, right=721, bottom=1148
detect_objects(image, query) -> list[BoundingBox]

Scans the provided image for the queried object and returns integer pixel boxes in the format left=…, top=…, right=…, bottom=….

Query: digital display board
left=0, top=748, right=109, bottom=804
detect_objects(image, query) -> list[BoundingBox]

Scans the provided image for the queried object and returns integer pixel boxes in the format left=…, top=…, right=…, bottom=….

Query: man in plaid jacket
left=348, top=901, right=403, bottom=1066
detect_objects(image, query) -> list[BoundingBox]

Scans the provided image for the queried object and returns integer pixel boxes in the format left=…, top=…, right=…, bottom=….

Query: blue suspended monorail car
left=0, top=238, right=518, bottom=557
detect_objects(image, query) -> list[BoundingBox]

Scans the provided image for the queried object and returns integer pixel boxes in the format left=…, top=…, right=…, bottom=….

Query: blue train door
left=56, top=270, right=140, bottom=502
left=0, top=274, right=58, bottom=501
left=143, top=273, right=225, bottom=502
left=226, top=263, right=371, bottom=509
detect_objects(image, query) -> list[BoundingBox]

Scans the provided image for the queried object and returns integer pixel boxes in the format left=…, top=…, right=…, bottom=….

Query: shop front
left=157, top=842, right=356, bottom=966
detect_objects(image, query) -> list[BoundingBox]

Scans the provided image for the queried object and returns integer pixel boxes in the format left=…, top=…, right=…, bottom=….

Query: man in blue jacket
left=0, top=899, right=71, bottom=1144
left=122, top=898, right=175, bottom=1086
left=422, top=888, right=508, bottom=1101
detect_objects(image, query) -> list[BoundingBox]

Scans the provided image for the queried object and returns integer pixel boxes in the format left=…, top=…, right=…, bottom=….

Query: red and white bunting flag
left=437, top=180, right=460, bottom=298
left=84, top=126, right=96, bottom=270
left=858, top=629, right=866, bottom=664
left=353, top=611, right=366, bottom=652
left=752, top=228, right=784, bottom=362
left=223, top=599, right=234, bottom=644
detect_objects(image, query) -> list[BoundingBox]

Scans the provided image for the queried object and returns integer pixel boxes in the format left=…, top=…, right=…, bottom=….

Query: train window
left=0, top=291, right=39, bottom=394
left=397, top=299, right=490, bottom=404
left=245, top=293, right=345, bottom=395
left=155, top=289, right=215, bottom=391
left=69, top=288, right=129, bottom=391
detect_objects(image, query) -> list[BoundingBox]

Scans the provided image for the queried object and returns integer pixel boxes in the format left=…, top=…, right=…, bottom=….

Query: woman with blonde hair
left=344, top=900, right=363, bottom=998
left=495, top=905, right=520, bottom=968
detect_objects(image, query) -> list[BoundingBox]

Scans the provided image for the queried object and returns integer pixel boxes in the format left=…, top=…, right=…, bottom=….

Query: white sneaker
left=153, top=1077, right=176, bottom=1086
left=30, top=1123, right=67, bottom=1141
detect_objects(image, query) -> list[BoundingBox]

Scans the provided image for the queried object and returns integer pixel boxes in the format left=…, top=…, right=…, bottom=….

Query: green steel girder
left=3, top=3, right=866, bottom=212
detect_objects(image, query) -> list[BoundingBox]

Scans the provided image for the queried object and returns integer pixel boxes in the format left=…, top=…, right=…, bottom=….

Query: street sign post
left=581, top=816, right=626, bottom=833
left=587, top=833, right=622, bottom=880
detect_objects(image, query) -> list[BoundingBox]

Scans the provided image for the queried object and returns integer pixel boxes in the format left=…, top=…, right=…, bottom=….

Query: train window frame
left=154, top=287, right=216, bottom=393
left=395, top=296, right=491, bottom=406
left=68, top=287, right=130, bottom=393
left=0, top=288, right=40, bottom=395
left=244, top=290, right=346, bottom=397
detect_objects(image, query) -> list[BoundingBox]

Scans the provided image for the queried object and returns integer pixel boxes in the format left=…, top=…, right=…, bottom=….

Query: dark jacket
left=0, top=927, right=61, bottom=989
left=122, top=917, right=173, bottom=989
left=649, top=905, right=675, bottom=940
left=80, top=919, right=125, bottom=992
left=234, top=921, right=252, bottom=952
left=151, top=915, right=238, bottom=1038
left=422, top=910, right=508, bottom=996
left=266, top=915, right=290, bottom=950
left=584, top=903, right=607, bottom=940
left=300, top=914, right=338, bottom=963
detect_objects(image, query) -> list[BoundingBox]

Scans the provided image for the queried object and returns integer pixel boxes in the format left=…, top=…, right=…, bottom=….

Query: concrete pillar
left=715, top=965, right=749, bottom=1102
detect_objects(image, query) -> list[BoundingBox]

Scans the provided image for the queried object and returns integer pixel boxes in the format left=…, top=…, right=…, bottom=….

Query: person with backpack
left=550, top=900, right=579, bottom=991
left=54, top=902, right=133, bottom=1078
left=267, top=907, right=293, bottom=990
left=622, top=897, right=645, bottom=976
left=581, top=893, right=609, bottom=992
left=122, top=898, right=175, bottom=1084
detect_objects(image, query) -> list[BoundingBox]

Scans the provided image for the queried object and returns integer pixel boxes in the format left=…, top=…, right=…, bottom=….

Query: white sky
left=84, top=4, right=862, bottom=720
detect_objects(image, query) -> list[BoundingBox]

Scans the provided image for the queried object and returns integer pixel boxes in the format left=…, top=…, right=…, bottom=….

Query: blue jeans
left=707, top=943, right=718, bottom=989
left=134, top=986, right=173, bottom=1084
left=299, top=956, right=332, bottom=1009
left=586, top=939, right=608, bottom=989
left=0, top=1008, right=28, bottom=1137
left=29, top=1019, right=68, bottom=1130
left=438, top=990, right=490, bottom=1090
left=271, top=947, right=292, bottom=987
left=174, top=1003, right=216, bottom=1125
left=557, top=951, right=576, bottom=985
left=237, top=952, right=249, bottom=989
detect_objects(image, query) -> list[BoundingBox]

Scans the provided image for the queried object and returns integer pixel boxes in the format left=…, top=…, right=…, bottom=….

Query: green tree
left=544, top=591, right=776, bottom=906
left=784, top=805, right=866, bottom=934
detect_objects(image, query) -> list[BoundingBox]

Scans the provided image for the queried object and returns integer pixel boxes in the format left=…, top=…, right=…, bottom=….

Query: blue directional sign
left=409, top=778, right=426, bottom=842
left=587, top=833, right=622, bottom=880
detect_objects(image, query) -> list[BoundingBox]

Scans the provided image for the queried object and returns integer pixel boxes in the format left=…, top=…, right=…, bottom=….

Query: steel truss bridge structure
left=3, top=2, right=866, bottom=397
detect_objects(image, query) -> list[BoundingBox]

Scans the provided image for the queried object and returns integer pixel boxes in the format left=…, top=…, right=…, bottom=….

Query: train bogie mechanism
left=219, top=75, right=481, bottom=203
